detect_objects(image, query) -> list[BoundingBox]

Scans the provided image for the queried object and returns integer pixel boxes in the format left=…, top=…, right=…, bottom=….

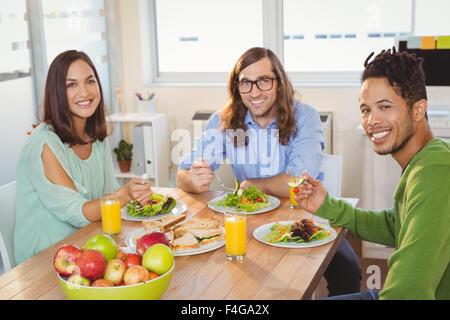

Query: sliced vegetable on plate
left=263, top=219, right=330, bottom=244
left=126, top=193, right=177, bottom=217
left=207, top=179, right=270, bottom=213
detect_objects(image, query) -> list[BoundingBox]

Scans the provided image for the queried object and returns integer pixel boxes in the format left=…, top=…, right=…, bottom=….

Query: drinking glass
left=224, top=209, right=246, bottom=261
left=101, top=192, right=122, bottom=235
left=288, top=170, right=302, bottom=209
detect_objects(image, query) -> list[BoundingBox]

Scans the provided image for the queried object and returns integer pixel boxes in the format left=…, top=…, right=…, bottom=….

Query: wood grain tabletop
left=0, top=187, right=345, bottom=300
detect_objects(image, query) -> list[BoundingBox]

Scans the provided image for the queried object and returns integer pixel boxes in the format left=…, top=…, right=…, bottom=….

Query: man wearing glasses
left=176, top=47, right=362, bottom=297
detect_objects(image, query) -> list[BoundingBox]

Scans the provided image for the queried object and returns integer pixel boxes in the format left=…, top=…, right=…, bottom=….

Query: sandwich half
left=142, top=213, right=186, bottom=232
left=161, top=213, right=186, bottom=232
left=142, top=220, right=162, bottom=233
left=174, top=217, right=220, bottom=238
left=189, top=228, right=224, bottom=245
left=172, top=231, right=199, bottom=251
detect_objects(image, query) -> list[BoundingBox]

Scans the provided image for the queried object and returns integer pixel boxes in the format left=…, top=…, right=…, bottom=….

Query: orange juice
left=288, top=176, right=303, bottom=209
left=225, top=212, right=246, bottom=260
left=101, top=192, right=121, bottom=235
left=289, top=186, right=298, bottom=208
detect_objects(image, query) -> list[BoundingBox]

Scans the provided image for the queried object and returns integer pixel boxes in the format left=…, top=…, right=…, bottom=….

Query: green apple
left=67, top=274, right=91, bottom=286
left=142, top=244, right=174, bottom=275
left=85, top=234, right=117, bottom=262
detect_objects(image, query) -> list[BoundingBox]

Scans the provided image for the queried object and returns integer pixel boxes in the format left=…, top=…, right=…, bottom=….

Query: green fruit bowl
left=57, top=262, right=174, bottom=300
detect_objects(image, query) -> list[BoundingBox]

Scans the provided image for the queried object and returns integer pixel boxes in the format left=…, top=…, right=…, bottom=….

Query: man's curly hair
left=362, top=47, right=427, bottom=113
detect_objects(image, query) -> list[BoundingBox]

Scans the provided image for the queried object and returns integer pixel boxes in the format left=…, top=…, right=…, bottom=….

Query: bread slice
left=174, top=217, right=221, bottom=238
left=189, top=228, right=222, bottom=239
left=142, top=220, right=162, bottom=233
left=189, top=228, right=224, bottom=245
left=172, top=231, right=199, bottom=251
left=164, top=230, right=174, bottom=247
left=141, top=213, right=186, bottom=233
left=161, top=213, right=186, bottom=232
left=199, top=234, right=224, bottom=245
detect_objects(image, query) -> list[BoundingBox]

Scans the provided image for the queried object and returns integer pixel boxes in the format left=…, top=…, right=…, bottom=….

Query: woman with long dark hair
left=14, top=50, right=152, bottom=264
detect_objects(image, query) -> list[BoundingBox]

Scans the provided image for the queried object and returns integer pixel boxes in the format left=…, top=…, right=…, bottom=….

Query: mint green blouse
left=14, top=123, right=120, bottom=265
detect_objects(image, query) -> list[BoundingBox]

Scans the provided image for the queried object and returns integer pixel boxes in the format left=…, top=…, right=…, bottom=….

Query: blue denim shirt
left=179, top=101, right=324, bottom=181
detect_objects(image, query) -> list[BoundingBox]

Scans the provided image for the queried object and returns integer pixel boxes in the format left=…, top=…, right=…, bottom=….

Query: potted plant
left=114, top=139, right=133, bottom=173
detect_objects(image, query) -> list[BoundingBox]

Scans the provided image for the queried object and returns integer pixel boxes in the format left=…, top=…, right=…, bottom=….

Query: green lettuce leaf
left=208, top=185, right=271, bottom=212
left=126, top=194, right=176, bottom=217
left=237, top=201, right=270, bottom=212
left=309, top=229, right=329, bottom=241
left=242, top=185, right=269, bottom=203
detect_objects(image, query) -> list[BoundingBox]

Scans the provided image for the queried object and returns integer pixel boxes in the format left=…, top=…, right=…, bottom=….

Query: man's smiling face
left=238, top=57, right=278, bottom=122
left=359, top=77, right=415, bottom=156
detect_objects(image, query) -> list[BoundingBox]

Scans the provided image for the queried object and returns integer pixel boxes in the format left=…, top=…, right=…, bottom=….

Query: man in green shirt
left=295, top=48, right=449, bottom=300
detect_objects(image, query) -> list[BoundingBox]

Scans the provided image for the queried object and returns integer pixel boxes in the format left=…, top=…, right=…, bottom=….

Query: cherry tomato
left=257, top=197, right=262, bottom=202
left=293, top=187, right=299, bottom=194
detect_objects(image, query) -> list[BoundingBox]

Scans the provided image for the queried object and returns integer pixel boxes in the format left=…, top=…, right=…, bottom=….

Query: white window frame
left=146, top=0, right=425, bottom=86
left=144, top=0, right=283, bottom=86
left=26, top=0, right=120, bottom=112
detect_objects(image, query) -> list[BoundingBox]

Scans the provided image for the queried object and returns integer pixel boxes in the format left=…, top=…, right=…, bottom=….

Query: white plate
left=124, top=227, right=225, bottom=257
left=207, top=195, right=280, bottom=215
left=253, top=220, right=337, bottom=248
left=121, top=200, right=187, bottom=222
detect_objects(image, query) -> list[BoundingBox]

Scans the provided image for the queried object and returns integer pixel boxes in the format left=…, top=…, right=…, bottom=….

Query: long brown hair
left=220, top=47, right=297, bottom=146
left=42, top=50, right=108, bottom=145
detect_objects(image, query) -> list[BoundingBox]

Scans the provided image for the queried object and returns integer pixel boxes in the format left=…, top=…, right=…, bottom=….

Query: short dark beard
left=375, top=130, right=413, bottom=155
left=375, top=112, right=415, bottom=155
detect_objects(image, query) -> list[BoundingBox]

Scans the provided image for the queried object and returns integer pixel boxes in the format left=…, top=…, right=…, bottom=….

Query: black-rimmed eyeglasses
left=236, top=76, right=277, bottom=94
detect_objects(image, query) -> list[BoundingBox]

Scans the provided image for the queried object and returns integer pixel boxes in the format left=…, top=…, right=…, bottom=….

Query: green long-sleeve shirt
left=316, top=138, right=449, bottom=300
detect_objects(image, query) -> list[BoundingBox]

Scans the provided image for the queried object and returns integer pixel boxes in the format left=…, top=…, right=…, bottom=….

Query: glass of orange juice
left=224, top=209, right=246, bottom=261
left=101, top=192, right=122, bottom=235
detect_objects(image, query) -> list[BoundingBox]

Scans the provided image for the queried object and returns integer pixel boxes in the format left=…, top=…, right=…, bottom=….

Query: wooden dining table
left=0, top=187, right=346, bottom=300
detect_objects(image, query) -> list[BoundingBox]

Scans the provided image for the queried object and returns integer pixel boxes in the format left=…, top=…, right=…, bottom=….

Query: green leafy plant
left=113, top=139, right=133, bottom=161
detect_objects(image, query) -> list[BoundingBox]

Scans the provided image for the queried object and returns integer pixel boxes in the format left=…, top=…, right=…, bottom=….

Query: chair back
left=0, top=180, right=17, bottom=273
left=320, top=154, right=342, bottom=198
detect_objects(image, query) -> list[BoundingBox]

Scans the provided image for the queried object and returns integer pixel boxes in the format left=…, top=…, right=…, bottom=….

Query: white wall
left=0, top=77, right=37, bottom=185
left=115, top=0, right=450, bottom=201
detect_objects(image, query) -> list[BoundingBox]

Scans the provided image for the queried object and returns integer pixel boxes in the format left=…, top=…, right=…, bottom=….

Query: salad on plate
left=263, top=219, right=330, bottom=244
left=208, top=179, right=271, bottom=213
left=126, top=193, right=177, bottom=217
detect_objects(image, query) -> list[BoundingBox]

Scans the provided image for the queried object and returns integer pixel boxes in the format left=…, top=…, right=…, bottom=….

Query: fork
left=213, top=173, right=235, bottom=192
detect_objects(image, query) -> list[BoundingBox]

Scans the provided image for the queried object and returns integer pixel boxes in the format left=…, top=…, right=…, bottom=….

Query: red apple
left=116, top=248, right=127, bottom=261
left=148, top=271, right=159, bottom=280
left=124, top=253, right=141, bottom=268
left=53, top=244, right=82, bottom=276
left=123, top=265, right=151, bottom=285
left=67, top=274, right=91, bottom=286
left=104, top=259, right=127, bottom=285
left=76, top=249, right=106, bottom=281
left=136, top=232, right=169, bottom=257
left=92, top=278, right=114, bottom=287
